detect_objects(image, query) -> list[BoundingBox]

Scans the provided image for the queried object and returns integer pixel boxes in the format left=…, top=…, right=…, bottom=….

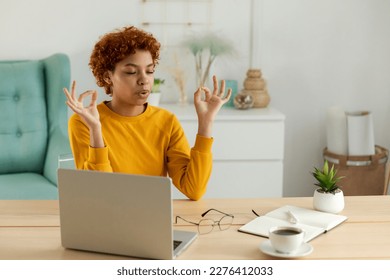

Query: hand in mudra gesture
left=194, top=75, right=232, bottom=135
left=63, top=81, right=101, bottom=129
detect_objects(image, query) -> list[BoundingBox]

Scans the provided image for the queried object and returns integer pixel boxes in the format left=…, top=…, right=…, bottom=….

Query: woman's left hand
left=194, top=75, right=232, bottom=137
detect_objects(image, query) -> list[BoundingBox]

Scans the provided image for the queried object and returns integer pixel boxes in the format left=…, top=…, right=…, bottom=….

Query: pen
left=287, top=210, right=299, bottom=224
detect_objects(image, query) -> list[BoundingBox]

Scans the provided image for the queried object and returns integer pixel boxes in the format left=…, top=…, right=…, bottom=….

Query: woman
left=64, top=26, right=231, bottom=200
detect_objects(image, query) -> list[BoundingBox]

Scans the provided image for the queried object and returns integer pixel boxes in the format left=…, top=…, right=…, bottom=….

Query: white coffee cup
left=269, top=226, right=305, bottom=254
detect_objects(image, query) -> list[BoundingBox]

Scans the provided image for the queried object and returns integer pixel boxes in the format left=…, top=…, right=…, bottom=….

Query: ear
left=103, top=71, right=112, bottom=84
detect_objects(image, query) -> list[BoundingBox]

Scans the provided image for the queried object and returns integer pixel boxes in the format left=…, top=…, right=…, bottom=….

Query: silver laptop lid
left=57, top=169, right=174, bottom=259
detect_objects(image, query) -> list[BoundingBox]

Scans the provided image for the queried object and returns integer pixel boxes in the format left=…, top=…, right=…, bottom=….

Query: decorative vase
left=178, top=92, right=188, bottom=106
left=224, top=80, right=238, bottom=107
left=247, top=69, right=262, bottom=78
left=238, top=68, right=270, bottom=108
left=313, top=189, right=345, bottom=214
left=241, top=89, right=270, bottom=108
left=243, top=78, right=266, bottom=90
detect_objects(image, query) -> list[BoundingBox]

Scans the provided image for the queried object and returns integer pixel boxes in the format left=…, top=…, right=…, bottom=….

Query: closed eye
left=146, top=67, right=155, bottom=74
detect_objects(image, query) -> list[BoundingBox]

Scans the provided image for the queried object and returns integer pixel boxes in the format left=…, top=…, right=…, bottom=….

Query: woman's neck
left=106, top=100, right=146, bottom=117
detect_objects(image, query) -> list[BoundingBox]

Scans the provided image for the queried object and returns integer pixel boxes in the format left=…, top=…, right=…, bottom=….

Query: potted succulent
left=311, top=160, right=345, bottom=214
left=147, top=78, right=164, bottom=106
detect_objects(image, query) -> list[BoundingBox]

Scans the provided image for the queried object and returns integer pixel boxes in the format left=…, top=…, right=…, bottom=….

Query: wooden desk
left=0, top=196, right=389, bottom=260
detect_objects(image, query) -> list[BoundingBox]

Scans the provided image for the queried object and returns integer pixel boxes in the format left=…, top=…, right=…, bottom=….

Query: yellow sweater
left=68, top=102, right=213, bottom=200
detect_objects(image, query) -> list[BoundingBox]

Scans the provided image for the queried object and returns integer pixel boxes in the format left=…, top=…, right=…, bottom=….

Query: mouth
left=137, top=90, right=150, bottom=98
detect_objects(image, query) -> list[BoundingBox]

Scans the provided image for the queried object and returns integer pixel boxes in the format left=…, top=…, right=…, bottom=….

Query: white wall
left=259, top=0, right=390, bottom=195
left=0, top=0, right=250, bottom=102
left=1, top=0, right=390, bottom=196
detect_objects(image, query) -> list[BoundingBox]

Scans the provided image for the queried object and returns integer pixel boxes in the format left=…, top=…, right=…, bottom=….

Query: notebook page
left=265, top=205, right=347, bottom=231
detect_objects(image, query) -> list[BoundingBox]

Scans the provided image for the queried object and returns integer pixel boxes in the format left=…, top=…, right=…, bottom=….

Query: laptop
left=57, top=169, right=197, bottom=260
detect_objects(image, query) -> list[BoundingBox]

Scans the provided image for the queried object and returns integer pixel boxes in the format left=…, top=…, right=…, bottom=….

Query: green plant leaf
left=152, top=78, right=165, bottom=93
left=311, top=160, right=344, bottom=193
left=324, top=160, right=329, bottom=175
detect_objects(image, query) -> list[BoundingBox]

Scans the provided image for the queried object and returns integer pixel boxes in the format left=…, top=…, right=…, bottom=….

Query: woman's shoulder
left=147, top=105, right=183, bottom=132
left=147, top=105, right=176, bottom=120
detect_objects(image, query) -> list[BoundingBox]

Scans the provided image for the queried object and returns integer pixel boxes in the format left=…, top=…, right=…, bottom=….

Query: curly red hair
left=89, top=26, right=161, bottom=95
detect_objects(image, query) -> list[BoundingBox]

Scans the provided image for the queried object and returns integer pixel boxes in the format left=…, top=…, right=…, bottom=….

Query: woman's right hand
left=63, top=81, right=101, bottom=130
left=64, top=81, right=104, bottom=148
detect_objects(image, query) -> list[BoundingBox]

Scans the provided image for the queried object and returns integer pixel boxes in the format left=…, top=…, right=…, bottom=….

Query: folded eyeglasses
left=175, top=208, right=234, bottom=235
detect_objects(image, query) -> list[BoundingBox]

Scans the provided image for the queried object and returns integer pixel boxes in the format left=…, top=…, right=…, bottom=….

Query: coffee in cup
left=269, top=226, right=304, bottom=253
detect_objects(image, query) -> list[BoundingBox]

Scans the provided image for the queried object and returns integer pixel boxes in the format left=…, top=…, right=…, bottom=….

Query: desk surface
left=0, top=196, right=389, bottom=260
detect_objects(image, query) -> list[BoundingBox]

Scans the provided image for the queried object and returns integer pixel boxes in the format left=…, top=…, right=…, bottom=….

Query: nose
left=138, top=79, right=147, bottom=85
left=137, top=73, right=149, bottom=86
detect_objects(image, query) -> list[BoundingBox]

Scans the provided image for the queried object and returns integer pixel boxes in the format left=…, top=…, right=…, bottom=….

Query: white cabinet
left=161, top=104, right=285, bottom=199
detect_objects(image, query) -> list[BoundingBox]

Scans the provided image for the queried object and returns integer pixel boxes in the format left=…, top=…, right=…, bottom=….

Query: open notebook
left=238, top=205, right=348, bottom=242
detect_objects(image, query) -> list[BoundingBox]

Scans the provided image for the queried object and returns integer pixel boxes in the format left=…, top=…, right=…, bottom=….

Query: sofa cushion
left=0, top=60, right=48, bottom=174
left=0, top=173, right=58, bottom=199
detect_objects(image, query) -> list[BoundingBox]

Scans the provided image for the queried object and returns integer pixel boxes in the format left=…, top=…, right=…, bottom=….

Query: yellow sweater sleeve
left=68, top=114, right=113, bottom=172
left=166, top=116, right=213, bottom=201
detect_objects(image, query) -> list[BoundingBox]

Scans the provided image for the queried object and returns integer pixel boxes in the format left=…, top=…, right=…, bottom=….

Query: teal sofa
left=0, top=53, right=71, bottom=199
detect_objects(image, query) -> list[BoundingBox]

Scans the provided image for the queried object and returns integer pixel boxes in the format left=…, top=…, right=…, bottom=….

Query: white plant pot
left=313, top=189, right=345, bottom=214
left=147, top=93, right=161, bottom=106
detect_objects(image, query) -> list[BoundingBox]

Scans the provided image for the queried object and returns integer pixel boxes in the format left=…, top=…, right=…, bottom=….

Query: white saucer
left=259, top=240, right=313, bottom=258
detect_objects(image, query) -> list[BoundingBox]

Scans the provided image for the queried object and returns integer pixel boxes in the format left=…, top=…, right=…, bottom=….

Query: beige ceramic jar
left=241, top=89, right=270, bottom=108
left=246, top=69, right=261, bottom=78
left=240, top=68, right=270, bottom=108
left=243, top=78, right=266, bottom=90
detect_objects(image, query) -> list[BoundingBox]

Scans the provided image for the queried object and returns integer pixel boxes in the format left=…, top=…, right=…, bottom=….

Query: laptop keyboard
left=173, top=240, right=182, bottom=250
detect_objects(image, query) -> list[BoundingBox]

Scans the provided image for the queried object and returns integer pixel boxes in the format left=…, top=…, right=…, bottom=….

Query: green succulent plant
left=152, top=78, right=165, bottom=93
left=311, top=160, right=344, bottom=194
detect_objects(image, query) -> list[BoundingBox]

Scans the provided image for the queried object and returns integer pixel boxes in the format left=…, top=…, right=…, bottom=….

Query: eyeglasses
left=175, top=208, right=234, bottom=235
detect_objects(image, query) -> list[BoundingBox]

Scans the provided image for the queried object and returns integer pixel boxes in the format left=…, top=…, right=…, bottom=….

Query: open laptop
left=57, top=169, right=197, bottom=260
